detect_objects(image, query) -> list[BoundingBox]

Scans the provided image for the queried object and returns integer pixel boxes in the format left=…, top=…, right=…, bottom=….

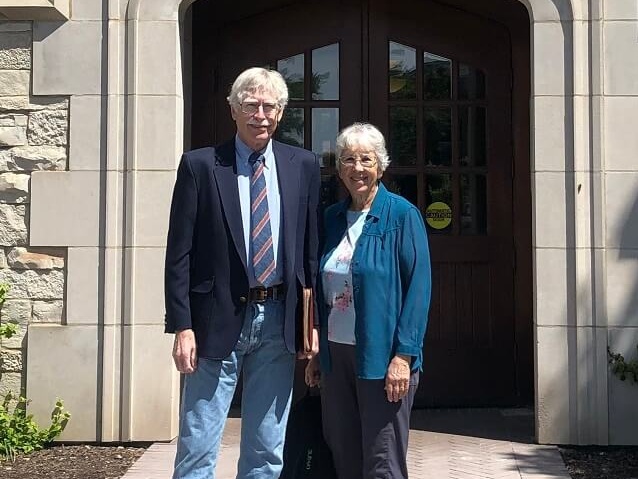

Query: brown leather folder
left=300, top=287, right=314, bottom=354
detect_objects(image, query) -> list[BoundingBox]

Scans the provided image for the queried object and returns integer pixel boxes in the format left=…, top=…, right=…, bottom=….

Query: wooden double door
left=191, top=0, right=532, bottom=406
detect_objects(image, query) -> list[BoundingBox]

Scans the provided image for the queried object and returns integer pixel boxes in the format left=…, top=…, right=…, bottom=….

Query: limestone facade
left=0, top=0, right=635, bottom=445
left=0, top=20, right=67, bottom=400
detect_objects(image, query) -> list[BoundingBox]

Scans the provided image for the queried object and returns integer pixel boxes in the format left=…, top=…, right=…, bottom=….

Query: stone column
left=601, top=0, right=638, bottom=446
left=0, top=20, right=68, bottom=405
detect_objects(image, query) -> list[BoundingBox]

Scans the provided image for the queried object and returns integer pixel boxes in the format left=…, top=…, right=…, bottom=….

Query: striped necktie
left=249, top=152, right=276, bottom=286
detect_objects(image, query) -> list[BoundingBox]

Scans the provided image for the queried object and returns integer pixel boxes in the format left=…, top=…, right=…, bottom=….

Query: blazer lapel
left=213, top=140, right=248, bottom=273
left=273, top=141, right=301, bottom=279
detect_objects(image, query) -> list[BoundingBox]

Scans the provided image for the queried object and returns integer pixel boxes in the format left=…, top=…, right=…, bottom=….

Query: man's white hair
left=227, top=67, right=289, bottom=109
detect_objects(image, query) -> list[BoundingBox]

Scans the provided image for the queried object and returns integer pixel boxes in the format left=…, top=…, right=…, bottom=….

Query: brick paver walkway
left=123, top=408, right=570, bottom=479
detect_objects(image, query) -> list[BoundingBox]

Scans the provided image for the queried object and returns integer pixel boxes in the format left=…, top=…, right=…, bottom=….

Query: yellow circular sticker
left=425, top=202, right=452, bottom=229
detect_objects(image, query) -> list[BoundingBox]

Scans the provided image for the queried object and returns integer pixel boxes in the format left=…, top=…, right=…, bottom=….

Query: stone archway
left=120, top=0, right=609, bottom=445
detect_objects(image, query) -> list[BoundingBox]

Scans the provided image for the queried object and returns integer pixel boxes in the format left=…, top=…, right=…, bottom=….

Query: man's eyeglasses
left=239, top=101, right=281, bottom=116
left=338, top=155, right=377, bottom=168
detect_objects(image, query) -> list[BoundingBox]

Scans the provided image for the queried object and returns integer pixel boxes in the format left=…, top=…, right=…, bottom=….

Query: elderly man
left=165, top=67, right=320, bottom=479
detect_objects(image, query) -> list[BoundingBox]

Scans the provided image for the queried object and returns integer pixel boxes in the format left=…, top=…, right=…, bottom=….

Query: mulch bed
left=0, top=444, right=149, bottom=479
left=560, top=446, right=638, bottom=479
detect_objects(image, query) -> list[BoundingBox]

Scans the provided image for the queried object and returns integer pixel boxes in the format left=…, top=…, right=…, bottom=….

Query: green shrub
left=0, top=393, right=70, bottom=460
left=0, top=283, right=14, bottom=340
left=0, top=323, right=17, bottom=341
left=0, top=282, right=71, bottom=459
left=608, top=345, right=638, bottom=384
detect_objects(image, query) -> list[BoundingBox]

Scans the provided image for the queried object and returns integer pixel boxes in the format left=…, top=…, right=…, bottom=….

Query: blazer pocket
left=190, top=278, right=215, bottom=294
left=190, top=278, right=216, bottom=326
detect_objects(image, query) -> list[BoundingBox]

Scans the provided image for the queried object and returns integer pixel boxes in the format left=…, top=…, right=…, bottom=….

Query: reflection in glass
left=425, top=108, right=452, bottom=166
left=424, top=52, right=451, bottom=100
left=459, top=64, right=485, bottom=100
left=321, top=175, right=341, bottom=210
left=390, top=107, right=417, bottom=166
left=425, top=174, right=453, bottom=233
left=277, top=54, right=305, bottom=101
left=312, top=43, right=339, bottom=100
left=459, top=106, right=486, bottom=167
left=384, top=173, right=418, bottom=206
left=389, top=42, right=416, bottom=100
left=461, top=174, right=487, bottom=234
left=312, top=108, right=339, bottom=166
left=276, top=108, right=304, bottom=148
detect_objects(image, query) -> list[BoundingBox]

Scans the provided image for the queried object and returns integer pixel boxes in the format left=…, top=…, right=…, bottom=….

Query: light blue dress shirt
left=235, top=136, right=283, bottom=287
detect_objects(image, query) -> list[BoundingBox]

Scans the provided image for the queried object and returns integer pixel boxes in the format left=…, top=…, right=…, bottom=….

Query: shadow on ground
left=410, top=407, right=535, bottom=443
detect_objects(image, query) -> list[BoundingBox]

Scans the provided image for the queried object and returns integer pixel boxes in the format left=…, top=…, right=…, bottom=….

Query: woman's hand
left=385, top=354, right=411, bottom=402
left=305, top=355, right=322, bottom=387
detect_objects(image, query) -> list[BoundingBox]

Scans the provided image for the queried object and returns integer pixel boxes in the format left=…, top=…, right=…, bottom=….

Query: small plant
left=0, top=323, right=17, bottom=340
left=0, top=282, right=17, bottom=342
left=608, top=345, right=638, bottom=384
left=0, top=283, right=15, bottom=340
left=0, top=283, right=7, bottom=305
left=0, top=282, right=71, bottom=460
left=0, top=392, right=70, bottom=460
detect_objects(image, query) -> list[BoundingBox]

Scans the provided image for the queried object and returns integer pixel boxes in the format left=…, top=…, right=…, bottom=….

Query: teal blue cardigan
left=318, top=182, right=432, bottom=379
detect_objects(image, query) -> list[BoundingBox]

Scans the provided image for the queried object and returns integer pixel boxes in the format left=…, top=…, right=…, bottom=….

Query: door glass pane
left=461, top=174, right=487, bottom=234
left=384, top=173, right=418, bottom=206
left=276, top=107, right=304, bottom=148
left=389, top=107, right=417, bottom=166
left=424, top=174, right=453, bottom=233
left=321, top=174, right=340, bottom=209
left=389, top=41, right=416, bottom=100
left=459, top=106, right=486, bottom=167
left=312, top=43, right=339, bottom=100
left=277, top=54, right=305, bottom=101
left=425, top=108, right=452, bottom=166
left=459, top=64, right=485, bottom=100
left=312, top=108, right=338, bottom=166
left=424, top=52, right=451, bottom=100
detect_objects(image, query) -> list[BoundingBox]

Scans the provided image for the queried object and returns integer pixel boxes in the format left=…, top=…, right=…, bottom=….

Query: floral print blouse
left=321, top=209, right=368, bottom=345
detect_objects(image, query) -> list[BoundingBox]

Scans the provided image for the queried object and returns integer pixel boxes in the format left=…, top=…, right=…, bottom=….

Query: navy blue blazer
left=164, top=139, right=320, bottom=359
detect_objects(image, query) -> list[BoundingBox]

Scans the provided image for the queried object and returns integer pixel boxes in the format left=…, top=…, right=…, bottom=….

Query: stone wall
left=0, top=21, right=68, bottom=397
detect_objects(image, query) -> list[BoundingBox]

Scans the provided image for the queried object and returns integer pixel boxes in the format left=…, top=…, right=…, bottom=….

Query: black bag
left=280, top=392, right=337, bottom=479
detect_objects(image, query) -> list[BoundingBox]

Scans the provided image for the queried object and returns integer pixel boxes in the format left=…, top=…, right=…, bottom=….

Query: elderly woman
left=305, top=122, right=431, bottom=479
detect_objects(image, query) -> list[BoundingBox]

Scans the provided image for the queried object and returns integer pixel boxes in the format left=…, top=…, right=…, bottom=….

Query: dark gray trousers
left=321, top=341, right=419, bottom=479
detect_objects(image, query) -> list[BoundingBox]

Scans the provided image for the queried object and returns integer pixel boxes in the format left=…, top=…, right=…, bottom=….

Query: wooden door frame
left=509, top=11, right=533, bottom=404
left=190, top=0, right=533, bottom=406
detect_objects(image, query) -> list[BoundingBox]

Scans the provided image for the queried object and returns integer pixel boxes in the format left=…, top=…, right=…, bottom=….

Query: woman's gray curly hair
left=335, top=122, right=391, bottom=171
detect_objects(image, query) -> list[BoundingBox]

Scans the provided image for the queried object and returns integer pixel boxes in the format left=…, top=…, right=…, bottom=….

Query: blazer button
left=239, top=296, right=247, bottom=303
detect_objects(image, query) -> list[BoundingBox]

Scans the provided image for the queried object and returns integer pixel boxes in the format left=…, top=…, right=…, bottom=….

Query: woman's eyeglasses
left=338, top=155, right=377, bottom=168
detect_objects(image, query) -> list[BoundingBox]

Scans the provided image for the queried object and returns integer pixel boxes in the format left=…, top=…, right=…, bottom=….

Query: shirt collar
left=336, top=182, right=387, bottom=219
left=234, top=135, right=274, bottom=169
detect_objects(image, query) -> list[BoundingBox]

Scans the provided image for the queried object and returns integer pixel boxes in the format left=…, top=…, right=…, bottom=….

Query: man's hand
left=173, top=329, right=197, bottom=374
left=297, top=327, right=319, bottom=360
left=385, top=354, right=411, bottom=402
left=304, top=355, right=321, bottom=387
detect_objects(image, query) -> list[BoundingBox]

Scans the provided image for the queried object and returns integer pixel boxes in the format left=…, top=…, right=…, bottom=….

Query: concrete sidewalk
left=123, top=408, right=571, bottom=479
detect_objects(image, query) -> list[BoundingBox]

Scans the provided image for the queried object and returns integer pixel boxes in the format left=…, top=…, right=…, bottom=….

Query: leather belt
left=248, top=284, right=285, bottom=303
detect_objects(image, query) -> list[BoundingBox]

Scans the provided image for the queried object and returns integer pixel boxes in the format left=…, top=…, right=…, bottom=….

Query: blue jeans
left=173, top=300, right=295, bottom=479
